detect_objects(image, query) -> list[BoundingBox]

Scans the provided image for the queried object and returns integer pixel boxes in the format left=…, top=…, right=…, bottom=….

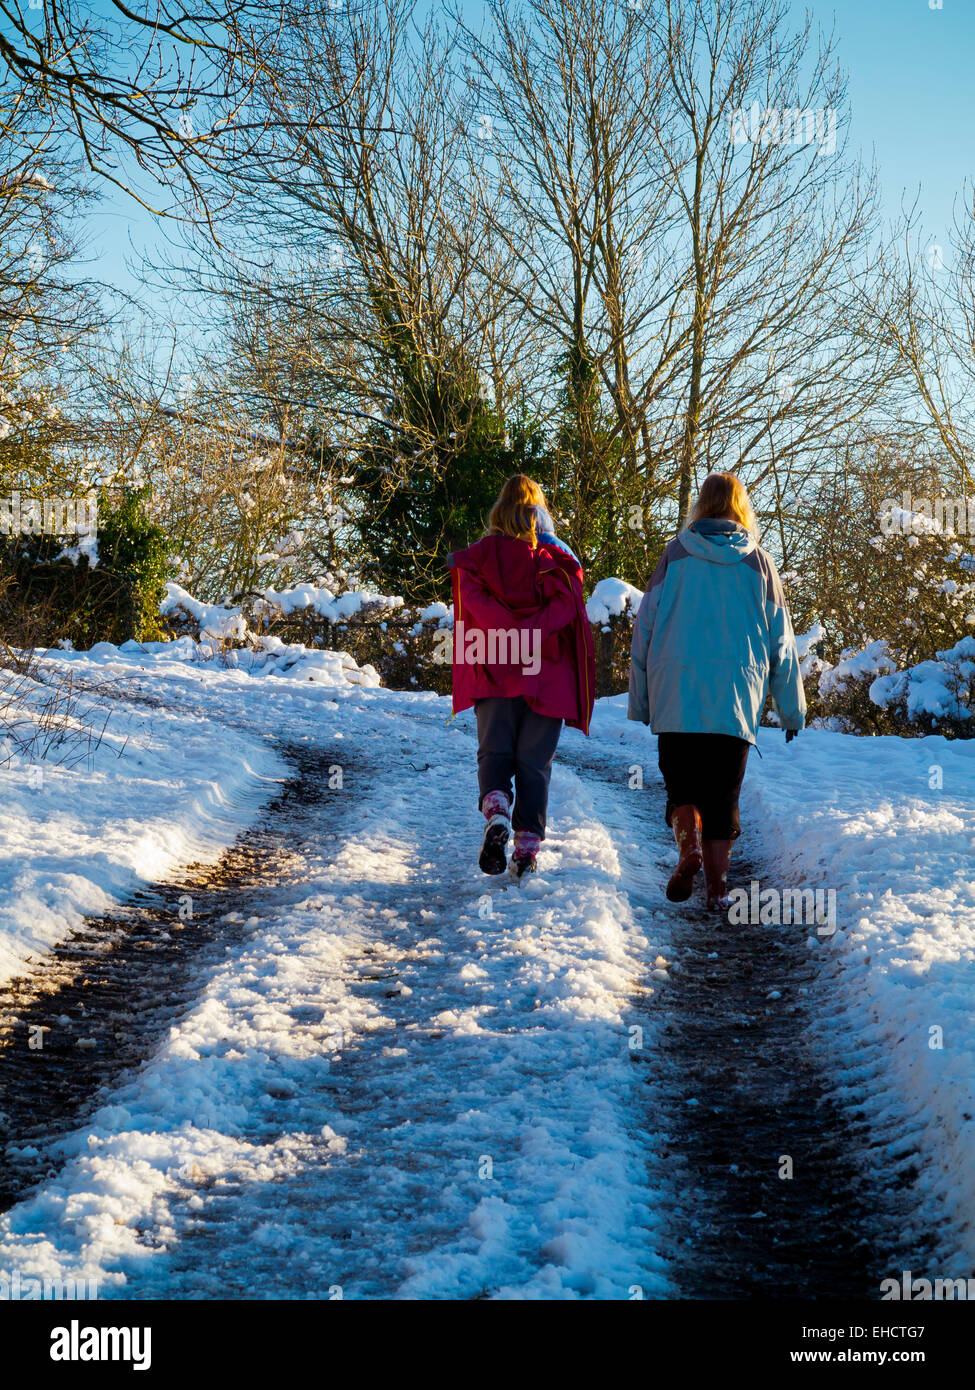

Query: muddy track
left=0, top=741, right=353, bottom=1212
left=560, top=742, right=909, bottom=1299
left=653, top=881, right=895, bottom=1299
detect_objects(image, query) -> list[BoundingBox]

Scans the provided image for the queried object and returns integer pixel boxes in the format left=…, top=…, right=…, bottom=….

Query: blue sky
left=804, top=0, right=975, bottom=243
left=85, top=0, right=975, bottom=309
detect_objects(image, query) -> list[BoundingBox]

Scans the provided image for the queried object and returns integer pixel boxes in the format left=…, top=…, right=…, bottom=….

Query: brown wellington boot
left=702, top=839, right=734, bottom=912
left=666, top=805, right=703, bottom=902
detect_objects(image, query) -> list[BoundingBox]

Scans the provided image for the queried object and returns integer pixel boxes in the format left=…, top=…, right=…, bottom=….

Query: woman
left=628, top=472, right=805, bottom=910
left=448, top=474, right=595, bottom=879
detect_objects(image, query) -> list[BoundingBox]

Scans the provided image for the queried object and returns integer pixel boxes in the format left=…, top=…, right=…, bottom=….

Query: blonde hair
left=688, top=472, right=758, bottom=538
left=488, top=473, right=548, bottom=545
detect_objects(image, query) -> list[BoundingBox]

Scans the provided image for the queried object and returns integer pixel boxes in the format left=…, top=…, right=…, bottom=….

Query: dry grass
left=0, top=630, right=115, bottom=773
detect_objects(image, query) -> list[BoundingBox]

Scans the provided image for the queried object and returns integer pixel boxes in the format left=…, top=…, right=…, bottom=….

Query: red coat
left=448, top=534, right=596, bottom=734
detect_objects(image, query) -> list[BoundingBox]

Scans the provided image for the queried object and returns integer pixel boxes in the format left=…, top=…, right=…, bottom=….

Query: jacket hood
left=678, top=519, right=757, bottom=565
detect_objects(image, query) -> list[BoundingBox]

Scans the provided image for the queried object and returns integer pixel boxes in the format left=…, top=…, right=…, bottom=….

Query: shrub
left=0, top=488, right=169, bottom=648
left=95, top=490, right=169, bottom=642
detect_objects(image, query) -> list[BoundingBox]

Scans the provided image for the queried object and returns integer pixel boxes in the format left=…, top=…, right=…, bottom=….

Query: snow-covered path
left=0, top=671, right=673, bottom=1299
left=0, top=647, right=973, bottom=1299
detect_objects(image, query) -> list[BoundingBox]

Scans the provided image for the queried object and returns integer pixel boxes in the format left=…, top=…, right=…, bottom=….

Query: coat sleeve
left=763, top=554, right=806, bottom=732
left=628, top=548, right=670, bottom=724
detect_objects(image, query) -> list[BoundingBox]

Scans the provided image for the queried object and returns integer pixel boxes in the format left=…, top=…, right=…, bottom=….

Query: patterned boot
left=479, top=790, right=511, bottom=875
left=510, top=829, right=541, bottom=880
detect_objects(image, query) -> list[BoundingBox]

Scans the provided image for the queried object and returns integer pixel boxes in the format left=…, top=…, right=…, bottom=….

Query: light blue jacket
left=628, top=519, right=805, bottom=743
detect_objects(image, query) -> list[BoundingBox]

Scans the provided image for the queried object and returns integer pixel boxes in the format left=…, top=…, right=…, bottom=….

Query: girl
left=628, top=472, right=805, bottom=910
left=448, top=474, right=595, bottom=878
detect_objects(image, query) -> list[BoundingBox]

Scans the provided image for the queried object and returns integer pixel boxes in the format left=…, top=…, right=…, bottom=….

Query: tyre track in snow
left=0, top=738, right=355, bottom=1212
left=130, top=702, right=914, bottom=1299
left=559, top=737, right=914, bottom=1298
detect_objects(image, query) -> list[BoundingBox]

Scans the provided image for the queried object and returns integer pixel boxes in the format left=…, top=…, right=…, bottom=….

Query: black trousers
left=475, top=696, right=563, bottom=838
left=657, top=732, right=751, bottom=840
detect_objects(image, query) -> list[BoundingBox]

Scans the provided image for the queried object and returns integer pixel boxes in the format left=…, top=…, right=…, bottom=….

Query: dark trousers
left=657, top=732, right=751, bottom=840
left=475, top=696, right=563, bottom=838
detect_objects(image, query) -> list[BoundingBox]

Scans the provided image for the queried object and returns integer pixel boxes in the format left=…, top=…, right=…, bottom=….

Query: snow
left=417, top=600, right=452, bottom=625
left=0, top=661, right=286, bottom=990
left=818, top=639, right=897, bottom=696
left=0, top=656, right=672, bottom=1300
left=53, top=533, right=99, bottom=568
left=259, top=583, right=403, bottom=622
left=162, top=581, right=404, bottom=637
left=585, top=578, right=644, bottom=624
left=870, top=636, right=975, bottom=723
left=241, top=637, right=380, bottom=687
left=741, top=728, right=975, bottom=1273
left=880, top=503, right=946, bottom=536
left=160, top=583, right=248, bottom=641
left=794, top=621, right=824, bottom=661
left=795, top=622, right=826, bottom=678
left=1, top=645, right=974, bottom=1294
left=0, top=629, right=384, bottom=989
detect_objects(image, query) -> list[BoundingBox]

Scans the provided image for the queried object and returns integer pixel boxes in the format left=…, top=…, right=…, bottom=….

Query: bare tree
left=0, top=0, right=294, bottom=217
left=637, top=0, right=891, bottom=530
left=61, top=303, right=356, bottom=601
left=866, top=189, right=975, bottom=494
left=452, top=0, right=893, bottom=572
left=133, top=0, right=902, bottom=598
left=174, top=0, right=542, bottom=595
left=455, top=0, right=687, bottom=572
left=0, top=85, right=106, bottom=498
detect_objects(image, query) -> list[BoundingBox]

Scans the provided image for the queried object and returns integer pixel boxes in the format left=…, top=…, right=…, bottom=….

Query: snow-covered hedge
left=817, top=639, right=898, bottom=698
left=160, top=581, right=454, bottom=693
left=160, top=577, right=640, bottom=697
left=585, top=577, right=643, bottom=625
left=160, top=583, right=250, bottom=642
left=160, top=570, right=975, bottom=736
left=160, top=581, right=405, bottom=638
left=788, top=497, right=975, bottom=735
left=797, top=628, right=975, bottom=738
left=870, top=636, right=975, bottom=736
